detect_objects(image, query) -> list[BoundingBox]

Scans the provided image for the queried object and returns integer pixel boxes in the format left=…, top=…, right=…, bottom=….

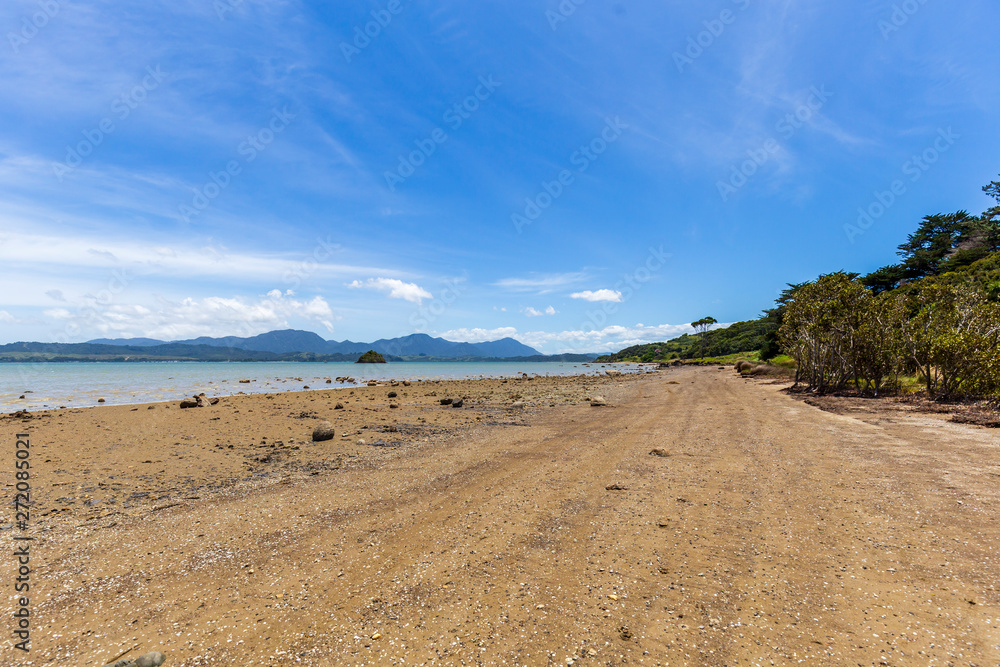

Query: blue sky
left=1, top=0, right=998, bottom=353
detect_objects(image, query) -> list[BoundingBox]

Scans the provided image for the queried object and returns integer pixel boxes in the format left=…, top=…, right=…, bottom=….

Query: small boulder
left=387, top=391, right=397, bottom=398
left=334, top=402, right=344, bottom=410
left=179, top=398, right=199, bottom=409
left=326, top=379, right=332, bottom=384
left=440, top=398, right=453, bottom=406
left=590, top=396, right=607, bottom=407
left=390, top=404, right=399, bottom=409
left=402, top=380, right=411, bottom=386
left=452, top=399, right=464, bottom=408
left=103, top=651, right=166, bottom=667
left=134, top=652, right=167, bottom=667
left=312, top=421, right=336, bottom=442
left=356, top=438, right=367, bottom=446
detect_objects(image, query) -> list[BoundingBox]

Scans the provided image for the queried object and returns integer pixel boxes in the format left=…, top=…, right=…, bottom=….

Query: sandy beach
left=2, top=365, right=999, bottom=666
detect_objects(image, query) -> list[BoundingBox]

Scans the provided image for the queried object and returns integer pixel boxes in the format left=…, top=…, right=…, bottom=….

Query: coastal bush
left=781, top=273, right=1000, bottom=399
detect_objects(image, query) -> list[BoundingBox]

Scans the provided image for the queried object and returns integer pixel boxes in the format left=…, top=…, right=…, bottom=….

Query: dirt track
left=5, top=365, right=1000, bottom=666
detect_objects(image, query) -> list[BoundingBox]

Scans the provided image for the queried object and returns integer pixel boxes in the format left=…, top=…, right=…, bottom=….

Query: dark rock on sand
left=312, top=421, right=336, bottom=442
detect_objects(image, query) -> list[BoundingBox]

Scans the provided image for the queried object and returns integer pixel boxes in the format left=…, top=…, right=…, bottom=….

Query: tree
left=691, top=316, right=718, bottom=337
left=983, top=173, right=1000, bottom=223
left=688, top=316, right=717, bottom=358
left=860, top=264, right=907, bottom=294
left=896, top=211, right=976, bottom=278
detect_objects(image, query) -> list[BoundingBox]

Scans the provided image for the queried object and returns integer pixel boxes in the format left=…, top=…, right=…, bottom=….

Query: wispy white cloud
left=493, top=272, right=587, bottom=294
left=348, top=278, right=432, bottom=304
left=570, top=289, right=623, bottom=303
left=0, top=231, right=404, bottom=296
left=523, top=305, right=557, bottom=317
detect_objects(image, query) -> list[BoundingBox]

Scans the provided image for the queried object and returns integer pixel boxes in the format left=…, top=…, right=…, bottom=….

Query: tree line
left=779, top=174, right=1000, bottom=399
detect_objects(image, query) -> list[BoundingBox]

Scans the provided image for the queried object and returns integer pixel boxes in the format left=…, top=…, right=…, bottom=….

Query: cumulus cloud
left=437, top=327, right=519, bottom=343
left=570, top=289, right=623, bottom=303
left=43, top=291, right=336, bottom=340
left=348, top=278, right=432, bottom=304
left=438, top=322, right=704, bottom=354
left=523, top=306, right=558, bottom=317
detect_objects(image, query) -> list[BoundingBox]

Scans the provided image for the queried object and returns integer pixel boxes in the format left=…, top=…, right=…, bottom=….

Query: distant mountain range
left=0, top=329, right=600, bottom=363
left=86, top=330, right=541, bottom=358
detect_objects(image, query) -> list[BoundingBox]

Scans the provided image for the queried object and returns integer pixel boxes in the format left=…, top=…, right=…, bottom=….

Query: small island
left=356, top=350, right=386, bottom=363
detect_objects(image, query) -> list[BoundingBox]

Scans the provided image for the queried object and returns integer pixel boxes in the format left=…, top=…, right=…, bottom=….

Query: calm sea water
left=0, top=361, right=625, bottom=413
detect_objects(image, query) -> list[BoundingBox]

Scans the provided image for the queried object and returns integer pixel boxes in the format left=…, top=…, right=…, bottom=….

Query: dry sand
left=2, top=365, right=999, bottom=666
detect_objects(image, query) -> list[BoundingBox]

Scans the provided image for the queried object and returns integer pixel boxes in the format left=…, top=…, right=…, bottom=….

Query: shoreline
left=1, top=372, right=636, bottom=530
left=1, top=361, right=652, bottom=414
